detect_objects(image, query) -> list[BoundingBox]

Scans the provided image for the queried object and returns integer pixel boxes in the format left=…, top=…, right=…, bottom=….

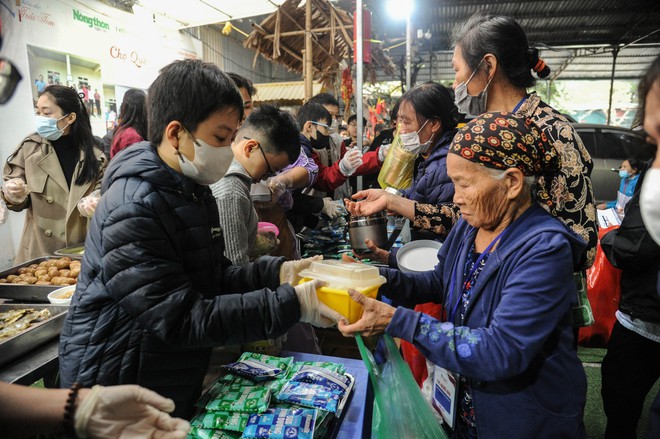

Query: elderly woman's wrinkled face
left=447, top=154, right=510, bottom=230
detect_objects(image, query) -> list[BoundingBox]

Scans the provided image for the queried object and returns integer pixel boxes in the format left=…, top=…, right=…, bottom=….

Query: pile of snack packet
left=298, top=215, right=351, bottom=260
left=188, top=352, right=355, bottom=439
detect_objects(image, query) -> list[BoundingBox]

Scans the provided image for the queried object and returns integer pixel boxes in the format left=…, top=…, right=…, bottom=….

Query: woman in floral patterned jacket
left=347, top=11, right=597, bottom=327
left=349, top=12, right=596, bottom=271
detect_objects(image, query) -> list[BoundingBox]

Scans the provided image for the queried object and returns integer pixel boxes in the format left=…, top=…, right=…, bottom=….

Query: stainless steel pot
left=348, top=212, right=388, bottom=253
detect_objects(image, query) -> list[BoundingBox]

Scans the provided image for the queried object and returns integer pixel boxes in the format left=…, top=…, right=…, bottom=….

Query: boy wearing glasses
left=212, top=105, right=300, bottom=264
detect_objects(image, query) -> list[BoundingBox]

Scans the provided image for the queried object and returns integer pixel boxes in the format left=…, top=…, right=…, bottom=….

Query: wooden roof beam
left=251, top=23, right=305, bottom=65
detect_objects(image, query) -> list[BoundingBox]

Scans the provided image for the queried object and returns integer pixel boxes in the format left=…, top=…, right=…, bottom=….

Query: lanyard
left=446, top=227, right=507, bottom=323
left=512, top=95, right=528, bottom=113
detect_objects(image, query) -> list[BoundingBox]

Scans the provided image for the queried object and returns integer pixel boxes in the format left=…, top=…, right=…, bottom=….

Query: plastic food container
left=298, top=260, right=386, bottom=323
left=47, top=284, right=76, bottom=305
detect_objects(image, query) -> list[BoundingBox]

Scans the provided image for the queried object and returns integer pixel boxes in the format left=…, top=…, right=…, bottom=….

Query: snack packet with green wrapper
left=205, top=384, right=271, bottom=413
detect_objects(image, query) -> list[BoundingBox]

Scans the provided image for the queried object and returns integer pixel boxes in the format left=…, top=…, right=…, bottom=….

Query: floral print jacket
left=412, top=92, right=597, bottom=270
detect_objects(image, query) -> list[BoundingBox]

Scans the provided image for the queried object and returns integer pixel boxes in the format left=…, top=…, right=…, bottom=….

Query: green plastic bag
left=356, top=334, right=448, bottom=439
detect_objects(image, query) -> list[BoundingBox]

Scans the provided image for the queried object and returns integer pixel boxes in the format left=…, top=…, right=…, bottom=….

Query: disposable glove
left=77, top=190, right=101, bottom=218
left=266, top=174, right=294, bottom=202
left=294, top=279, right=345, bottom=327
left=74, top=385, right=190, bottom=439
left=2, top=178, right=29, bottom=205
left=377, top=142, right=392, bottom=163
left=280, top=255, right=322, bottom=286
left=320, top=197, right=342, bottom=219
left=338, top=148, right=363, bottom=177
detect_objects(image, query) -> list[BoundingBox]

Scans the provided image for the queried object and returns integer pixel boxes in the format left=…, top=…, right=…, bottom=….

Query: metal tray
left=54, top=243, right=85, bottom=260
left=0, top=304, right=68, bottom=368
left=0, top=257, right=65, bottom=302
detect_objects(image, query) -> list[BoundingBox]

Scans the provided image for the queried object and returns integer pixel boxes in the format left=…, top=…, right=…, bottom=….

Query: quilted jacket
left=59, top=142, right=300, bottom=417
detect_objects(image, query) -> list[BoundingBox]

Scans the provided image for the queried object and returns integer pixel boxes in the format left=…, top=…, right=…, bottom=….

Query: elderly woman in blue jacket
left=341, top=113, right=588, bottom=438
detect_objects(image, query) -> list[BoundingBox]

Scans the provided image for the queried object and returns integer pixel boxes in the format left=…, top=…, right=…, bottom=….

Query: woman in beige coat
left=3, top=85, right=106, bottom=263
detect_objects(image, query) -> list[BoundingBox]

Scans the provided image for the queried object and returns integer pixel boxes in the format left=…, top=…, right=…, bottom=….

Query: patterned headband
left=449, top=112, right=559, bottom=177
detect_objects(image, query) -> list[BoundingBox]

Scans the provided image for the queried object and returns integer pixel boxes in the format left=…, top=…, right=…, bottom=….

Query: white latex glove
left=77, top=189, right=101, bottom=218
left=0, top=198, right=7, bottom=225
left=294, top=279, right=345, bottom=328
left=339, top=148, right=363, bottom=177
left=75, top=385, right=190, bottom=439
left=280, top=255, right=323, bottom=286
left=378, top=142, right=392, bottom=163
left=321, top=197, right=342, bottom=219
left=266, top=174, right=293, bottom=202
left=2, top=178, right=29, bottom=205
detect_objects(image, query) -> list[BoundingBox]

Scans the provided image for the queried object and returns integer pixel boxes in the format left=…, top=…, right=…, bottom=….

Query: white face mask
left=641, top=168, right=660, bottom=245
left=179, top=128, right=234, bottom=185
left=399, top=119, right=433, bottom=155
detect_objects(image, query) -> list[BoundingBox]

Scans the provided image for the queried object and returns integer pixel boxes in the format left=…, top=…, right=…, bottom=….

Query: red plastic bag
left=401, top=302, right=443, bottom=386
left=578, top=226, right=622, bottom=347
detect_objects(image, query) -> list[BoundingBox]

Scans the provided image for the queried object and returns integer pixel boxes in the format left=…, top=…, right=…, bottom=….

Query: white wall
left=0, top=0, right=202, bottom=265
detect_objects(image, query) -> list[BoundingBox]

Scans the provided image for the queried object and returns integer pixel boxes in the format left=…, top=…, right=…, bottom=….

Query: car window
left=600, top=129, right=654, bottom=161
left=597, top=130, right=627, bottom=160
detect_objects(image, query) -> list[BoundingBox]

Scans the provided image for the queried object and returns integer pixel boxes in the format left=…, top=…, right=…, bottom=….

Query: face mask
left=619, top=170, right=629, bottom=179
left=310, top=129, right=330, bottom=149
left=399, top=119, right=432, bottom=154
left=454, top=59, right=494, bottom=116
left=35, top=114, right=69, bottom=141
left=641, top=168, right=660, bottom=245
left=178, top=129, right=234, bottom=185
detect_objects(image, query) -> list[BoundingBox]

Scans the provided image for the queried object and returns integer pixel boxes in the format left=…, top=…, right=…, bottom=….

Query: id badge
left=431, top=365, right=459, bottom=429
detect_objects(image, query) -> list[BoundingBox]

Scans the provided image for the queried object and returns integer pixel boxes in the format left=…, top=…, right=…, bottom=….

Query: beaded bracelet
left=63, top=382, right=81, bottom=438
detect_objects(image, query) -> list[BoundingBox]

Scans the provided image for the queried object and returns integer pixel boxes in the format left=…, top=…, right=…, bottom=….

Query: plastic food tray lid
left=298, top=260, right=386, bottom=290
left=396, top=240, right=442, bottom=274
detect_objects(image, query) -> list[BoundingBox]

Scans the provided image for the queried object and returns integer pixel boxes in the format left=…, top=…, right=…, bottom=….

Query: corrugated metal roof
left=253, top=81, right=324, bottom=105
left=335, top=0, right=660, bottom=82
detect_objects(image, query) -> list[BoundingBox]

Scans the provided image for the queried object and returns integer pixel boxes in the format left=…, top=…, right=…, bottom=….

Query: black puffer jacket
left=601, top=161, right=660, bottom=324
left=59, top=142, right=300, bottom=417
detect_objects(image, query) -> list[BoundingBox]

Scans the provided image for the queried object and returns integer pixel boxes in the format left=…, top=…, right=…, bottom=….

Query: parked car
left=572, top=124, right=655, bottom=203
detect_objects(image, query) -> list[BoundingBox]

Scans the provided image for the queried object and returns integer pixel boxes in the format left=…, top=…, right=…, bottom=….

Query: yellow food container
left=298, top=260, right=386, bottom=323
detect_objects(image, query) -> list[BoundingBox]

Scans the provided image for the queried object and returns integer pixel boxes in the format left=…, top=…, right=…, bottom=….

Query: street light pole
left=405, top=13, right=411, bottom=91
left=356, top=0, right=364, bottom=190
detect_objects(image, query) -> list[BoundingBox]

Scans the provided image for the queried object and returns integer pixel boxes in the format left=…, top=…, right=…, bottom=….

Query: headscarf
left=449, top=112, right=560, bottom=209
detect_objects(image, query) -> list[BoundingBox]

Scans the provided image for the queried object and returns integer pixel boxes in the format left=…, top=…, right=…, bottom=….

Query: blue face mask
left=619, top=170, right=629, bottom=179
left=35, top=114, right=69, bottom=141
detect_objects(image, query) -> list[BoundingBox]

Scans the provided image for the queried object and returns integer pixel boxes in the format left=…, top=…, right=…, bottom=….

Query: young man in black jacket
left=58, top=60, right=342, bottom=418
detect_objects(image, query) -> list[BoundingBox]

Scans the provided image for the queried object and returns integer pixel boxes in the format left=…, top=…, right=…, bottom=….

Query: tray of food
left=0, top=257, right=81, bottom=302
left=0, top=304, right=69, bottom=368
left=53, top=244, right=85, bottom=259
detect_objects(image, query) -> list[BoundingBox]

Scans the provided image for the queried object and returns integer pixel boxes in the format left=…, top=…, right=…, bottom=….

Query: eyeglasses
left=310, top=121, right=331, bottom=134
left=311, top=121, right=330, bottom=129
left=244, top=136, right=276, bottom=179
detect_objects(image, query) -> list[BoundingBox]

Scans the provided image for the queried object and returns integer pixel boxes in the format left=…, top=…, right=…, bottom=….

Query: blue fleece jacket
left=380, top=204, right=588, bottom=439
left=400, top=129, right=457, bottom=205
